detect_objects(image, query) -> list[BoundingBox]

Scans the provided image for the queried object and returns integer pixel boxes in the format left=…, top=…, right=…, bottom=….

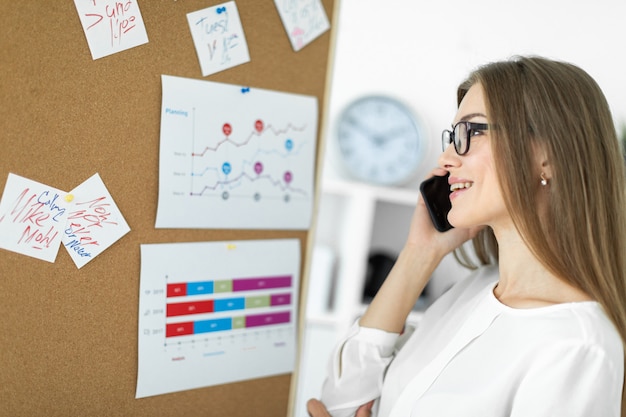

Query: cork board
left=0, top=1, right=336, bottom=416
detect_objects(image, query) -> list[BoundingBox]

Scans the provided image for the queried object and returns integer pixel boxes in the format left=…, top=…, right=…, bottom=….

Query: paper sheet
left=0, top=173, right=73, bottom=263
left=62, top=173, right=131, bottom=269
left=74, top=0, right=149, bottom=60
left=155, top=75, right=318, bottom=230
left=136, top=239, right=300, bottom=398
left=187, top=1, right=250, bottom=76
left=274, top=0, right=330, bottom=51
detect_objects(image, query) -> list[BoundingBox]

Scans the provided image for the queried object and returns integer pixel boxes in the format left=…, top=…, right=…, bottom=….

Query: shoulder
left=512, top=330, right=623, bottom=416
left=503, top=304, right=623, bottom=415
left=512, top=302, right=624, bottom=379
left=557, top=303, right=623, bottom=364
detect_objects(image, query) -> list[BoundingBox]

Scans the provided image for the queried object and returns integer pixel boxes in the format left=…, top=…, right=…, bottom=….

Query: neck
left=492, top=226, right=592, bottom=308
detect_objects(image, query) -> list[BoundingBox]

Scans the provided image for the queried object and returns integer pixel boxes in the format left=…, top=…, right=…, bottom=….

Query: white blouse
left=320, top=266, right=624, bottom=417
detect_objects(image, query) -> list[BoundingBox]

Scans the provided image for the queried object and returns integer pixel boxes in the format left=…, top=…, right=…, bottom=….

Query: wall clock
left=335, top=95, right=425, bottom=186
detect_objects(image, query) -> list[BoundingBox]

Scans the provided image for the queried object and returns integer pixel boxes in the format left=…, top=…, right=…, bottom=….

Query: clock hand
left=371, top=128, right=409, bottom=147
left=346, top=116, right=377, bottom=142
left=382, top=127, right=409, bottom=140
left=370, top=134, right=387, bottom=147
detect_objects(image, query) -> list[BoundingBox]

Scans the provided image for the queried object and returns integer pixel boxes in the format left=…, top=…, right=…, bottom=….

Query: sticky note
left=273, top=0, right=330, bottom=51
left=187, top=1, right=250, bottom=76
left=62, top=173, right=131, bottom=269
left=0, top=173, right=73, bottom=263
left=74, top=0, right=149, bottom=60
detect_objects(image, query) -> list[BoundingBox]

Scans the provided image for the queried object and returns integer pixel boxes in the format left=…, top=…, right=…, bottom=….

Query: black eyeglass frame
left=441, top=121, right=489, bottom=155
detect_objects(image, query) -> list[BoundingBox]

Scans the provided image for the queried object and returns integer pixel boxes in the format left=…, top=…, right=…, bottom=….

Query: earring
left=540, top=172, right=548, bottom=186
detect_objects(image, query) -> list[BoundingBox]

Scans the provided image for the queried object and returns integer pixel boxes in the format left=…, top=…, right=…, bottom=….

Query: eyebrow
left=458, top=112, right=488, bottom=122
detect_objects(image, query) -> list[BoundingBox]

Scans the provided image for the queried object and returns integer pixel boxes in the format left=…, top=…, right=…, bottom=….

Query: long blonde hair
left=456, top=56, right=626, bottom=412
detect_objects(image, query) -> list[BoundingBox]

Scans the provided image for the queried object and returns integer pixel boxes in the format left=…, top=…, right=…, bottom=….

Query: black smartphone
left=419, top=173, right=453, bottom=232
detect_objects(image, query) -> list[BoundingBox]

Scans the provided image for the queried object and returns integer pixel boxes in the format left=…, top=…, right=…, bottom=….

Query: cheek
left=481, top=166, right=505, bottom=203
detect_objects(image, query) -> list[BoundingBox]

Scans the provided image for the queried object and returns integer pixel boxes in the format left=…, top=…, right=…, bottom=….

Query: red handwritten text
left=8, top=188, right=65, bottom=250
left=64, top=196, right=118, bottom=258
left=84, top=0, right=138, bottom=47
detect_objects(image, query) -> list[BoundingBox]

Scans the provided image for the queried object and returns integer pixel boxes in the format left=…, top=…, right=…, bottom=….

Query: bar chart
left=164, top=275, right=293, bottom=339
left=136, top=239, right=300, bottom=398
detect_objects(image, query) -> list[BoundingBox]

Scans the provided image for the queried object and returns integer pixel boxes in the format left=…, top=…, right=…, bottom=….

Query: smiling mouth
left=450, top=182, right=473, bottom=191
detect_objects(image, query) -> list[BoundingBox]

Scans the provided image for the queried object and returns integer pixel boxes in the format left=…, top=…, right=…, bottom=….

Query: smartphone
left=419, top=173, right=453, bottom=232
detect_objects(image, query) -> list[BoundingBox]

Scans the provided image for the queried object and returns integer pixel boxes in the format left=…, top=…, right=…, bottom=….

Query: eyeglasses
left=442, top=121, right=489, bottom=155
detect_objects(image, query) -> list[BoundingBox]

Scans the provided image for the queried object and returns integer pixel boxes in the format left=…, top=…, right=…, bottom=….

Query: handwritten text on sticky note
left=74, top=0, right=149, bottom=60
left=187, top=1, right=250, bottom=77
left=274, top=0, right=330, bottom=51
left=0, top=173, right=73, bottom=263
left=62, top=173, right=131, bottom=269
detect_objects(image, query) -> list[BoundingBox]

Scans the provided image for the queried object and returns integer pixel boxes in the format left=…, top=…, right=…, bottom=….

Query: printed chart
left=155, top=75, right=318, bottom=229
left=136, top=239, right=300, bottom=398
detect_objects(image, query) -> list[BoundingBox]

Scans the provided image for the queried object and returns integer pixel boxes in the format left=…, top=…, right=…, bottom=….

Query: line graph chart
left=155, top=75, right=318, bottom=229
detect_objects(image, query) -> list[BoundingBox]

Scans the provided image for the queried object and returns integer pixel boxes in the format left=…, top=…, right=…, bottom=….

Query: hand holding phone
left=419, top=173, right=453, bottom=232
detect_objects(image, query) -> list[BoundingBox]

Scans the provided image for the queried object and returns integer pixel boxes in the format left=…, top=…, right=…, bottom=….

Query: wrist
left=359, top=245, right=439, bottom=332
left=397, top=243, right=443, bottom=275
left=388, top=245, right=441, bottom=299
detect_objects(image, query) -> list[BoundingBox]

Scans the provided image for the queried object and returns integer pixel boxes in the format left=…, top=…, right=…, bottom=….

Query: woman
left=308, top=56, right=626, bottom=416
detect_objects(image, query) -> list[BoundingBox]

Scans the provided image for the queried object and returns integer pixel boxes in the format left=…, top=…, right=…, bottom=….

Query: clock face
left=336, top=95, right=424, bottom=185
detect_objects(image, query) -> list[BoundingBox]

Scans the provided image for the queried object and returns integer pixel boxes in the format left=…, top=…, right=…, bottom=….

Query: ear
left=534, top=142, right=552, bottom=180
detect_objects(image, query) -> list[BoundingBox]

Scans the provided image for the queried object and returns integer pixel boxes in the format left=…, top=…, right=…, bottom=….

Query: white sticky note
left=273, top=0, right=330, bottom=52
left=187, top=1, right=250, bottom=77
left=62, top=173, right=131, bottom=269
left=0, top=173, right=73, bottom=263
left=74, top=0, right=149, bottom=60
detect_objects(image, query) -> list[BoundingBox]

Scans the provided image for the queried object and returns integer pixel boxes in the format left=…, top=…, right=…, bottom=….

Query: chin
left=446, top=216, right=471, bottom=230
left=447, top=213, right=460, bottom=228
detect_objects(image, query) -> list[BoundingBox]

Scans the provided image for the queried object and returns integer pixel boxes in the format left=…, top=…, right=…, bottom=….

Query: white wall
left=323, top=0, right=626, bottom=189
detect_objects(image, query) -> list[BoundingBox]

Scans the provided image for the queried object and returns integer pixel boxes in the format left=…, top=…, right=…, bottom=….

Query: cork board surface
left=0, top=1, right=335, bottom=416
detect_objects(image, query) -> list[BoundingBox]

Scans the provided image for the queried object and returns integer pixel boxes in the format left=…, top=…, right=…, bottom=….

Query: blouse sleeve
left=320, top=322, right=400, bottom=417
left=510, top=341, right=623, bottom=417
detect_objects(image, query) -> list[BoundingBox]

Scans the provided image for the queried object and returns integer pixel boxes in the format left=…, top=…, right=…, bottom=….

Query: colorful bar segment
left=246, top=311, right=290, bottom=328
left=167, top=283, right=187, bottom=297
left=271, top=293, right=291, bottom=306
left=167, top=300, right=214, bottom=317
left=214, top=297, right=245, bottom=312
left=246, top=295, right=270, bottom=309
left=194, top=318, right=232, bottom=334
left=187, top=281, right=214, bottom=295
left=166, top=321, right=194, bottom=337
left=232, top=316, right=246, bottom=329
left=214, top=280, right=233, bottom=293
left=233, top=275, right=292, bottom=292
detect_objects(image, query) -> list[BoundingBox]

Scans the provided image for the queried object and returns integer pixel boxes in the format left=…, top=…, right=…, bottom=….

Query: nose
left=438, top=142, right=461, bottom=169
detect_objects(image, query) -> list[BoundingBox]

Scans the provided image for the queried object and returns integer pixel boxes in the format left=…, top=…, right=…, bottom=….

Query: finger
left=355, top=400, right=375, bottom=417
left=424, top=166, right=449, bottom=180
left=306, top=399, right=331, bottom=417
